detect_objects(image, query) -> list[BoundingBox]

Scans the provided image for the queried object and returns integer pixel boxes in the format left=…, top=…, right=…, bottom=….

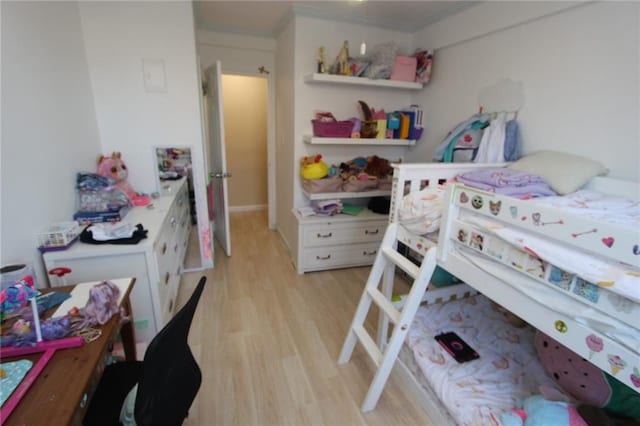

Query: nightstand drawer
left=303, top=221, right=387, bottom=247
left=302, top=242, right=379, bottom=271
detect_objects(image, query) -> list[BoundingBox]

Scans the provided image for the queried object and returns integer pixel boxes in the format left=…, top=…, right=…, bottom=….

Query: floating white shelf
left=304, top=73, right=423, bottom=90
left=303, top=189, right=391, bottom=201
left=303, top=135, right=415, bottom=146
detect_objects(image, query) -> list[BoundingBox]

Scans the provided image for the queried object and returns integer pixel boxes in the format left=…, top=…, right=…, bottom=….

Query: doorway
left=221, top=75, right=269, bottom=214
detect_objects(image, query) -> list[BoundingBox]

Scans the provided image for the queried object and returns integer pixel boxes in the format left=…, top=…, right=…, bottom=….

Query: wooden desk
left=2, top=278, right=136, bottom=426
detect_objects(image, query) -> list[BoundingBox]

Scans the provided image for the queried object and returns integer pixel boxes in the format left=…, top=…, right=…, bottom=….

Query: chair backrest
left=134, top=276, right=206, bottom=426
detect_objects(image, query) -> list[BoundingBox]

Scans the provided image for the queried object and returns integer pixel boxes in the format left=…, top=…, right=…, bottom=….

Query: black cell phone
left=435, top=332, right=479, bottom=363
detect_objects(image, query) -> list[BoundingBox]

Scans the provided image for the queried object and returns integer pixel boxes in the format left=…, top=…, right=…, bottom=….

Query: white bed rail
left=389, top=162, right=508, bottom=224
left=438, top=183, right=640, bottom=270
left=437, top=181, right=640, bottom=393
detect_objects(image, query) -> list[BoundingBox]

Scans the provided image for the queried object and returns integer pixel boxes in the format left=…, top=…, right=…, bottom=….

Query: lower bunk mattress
left=401, top=293, right=560, bottom=426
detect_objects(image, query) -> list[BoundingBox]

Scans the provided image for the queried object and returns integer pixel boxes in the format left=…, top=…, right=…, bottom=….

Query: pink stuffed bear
left=97, top=152, right=150, bottom=206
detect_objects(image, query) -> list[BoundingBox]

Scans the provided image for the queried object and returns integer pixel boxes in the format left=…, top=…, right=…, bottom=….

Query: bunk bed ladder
left=338, top=222, right=437, bottom=412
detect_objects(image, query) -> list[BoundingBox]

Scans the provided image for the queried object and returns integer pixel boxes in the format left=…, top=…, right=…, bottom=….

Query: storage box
left=390, top=56, right=418, bottom=82
left=302, top=177, right=343, bottom=193
left=73, top=205, right=131, bottom=225
left=37, top=221, right=82, bottom=252
left=311, top=120, right=353, bottom=138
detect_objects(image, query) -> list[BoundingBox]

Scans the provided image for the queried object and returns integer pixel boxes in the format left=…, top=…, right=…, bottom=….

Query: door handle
left=209, top=172, right=232, bottom=179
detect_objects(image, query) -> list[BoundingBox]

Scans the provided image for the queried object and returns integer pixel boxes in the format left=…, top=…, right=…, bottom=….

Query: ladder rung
left=353, top=324, right=382, bottom=367
left=381, top=247, right=419, bottom=279
left=367, top=287, right=400, bottom=325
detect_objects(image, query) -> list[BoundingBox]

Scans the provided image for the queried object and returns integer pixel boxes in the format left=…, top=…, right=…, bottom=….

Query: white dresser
left=294, top=209, right=388, bottom=274
left=43, top=178, right=192, bottom=344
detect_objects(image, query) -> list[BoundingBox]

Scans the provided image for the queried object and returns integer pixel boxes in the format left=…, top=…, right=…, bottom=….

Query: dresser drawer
left=302, top=242, right=379, bottom=271
left=303, top=221, right=387, bottom=247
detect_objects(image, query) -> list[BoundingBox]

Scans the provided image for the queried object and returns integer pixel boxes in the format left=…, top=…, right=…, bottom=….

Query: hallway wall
left=222, top=75, right=268, bottom=210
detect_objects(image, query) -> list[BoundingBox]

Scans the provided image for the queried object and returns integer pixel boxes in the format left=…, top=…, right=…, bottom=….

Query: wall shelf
left=293, top=208, right=387, bottom=224
left=303, top=135, right=415, bottom=146
left=303, top=189, right=391, bottom=200
left=304, top=73, right=423, bottom=90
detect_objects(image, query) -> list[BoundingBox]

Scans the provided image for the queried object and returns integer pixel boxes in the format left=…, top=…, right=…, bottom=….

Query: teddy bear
left=364, top=155, right=392, bottom=178
left=97, top=152, right=150, bottom=206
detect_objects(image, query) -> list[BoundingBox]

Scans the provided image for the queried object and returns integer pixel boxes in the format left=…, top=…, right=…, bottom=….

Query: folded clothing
left=80, top=224, right=148, bottom=245
left=455, top=168, right=556, bottom=199
left=88, top=223, right=137, bottom=241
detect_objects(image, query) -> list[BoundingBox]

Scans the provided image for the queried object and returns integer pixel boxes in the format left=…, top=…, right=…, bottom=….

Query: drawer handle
left=316, top=254, right=331, bottom=260
left=174, top=243, right=179, bottom=253
left=169, top=298, right=174, bottom=313
left=363, top=250, right=377, bottom=256
left=317, top=232, right=332, bottom=238
left=170, top=217, right=177, bottom=228
left=365, top=229, right=379, bottom=235
left=162, top=242, right=167, bottom=255
left=164, top=272, right=170, bottom=285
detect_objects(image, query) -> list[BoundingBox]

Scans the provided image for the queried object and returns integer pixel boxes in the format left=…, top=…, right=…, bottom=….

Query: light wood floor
left=176, top=210, right=435, bottom=426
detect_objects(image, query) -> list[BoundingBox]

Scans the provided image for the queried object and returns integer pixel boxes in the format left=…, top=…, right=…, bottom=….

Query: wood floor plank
left=176, top=211, right=435, bottom=425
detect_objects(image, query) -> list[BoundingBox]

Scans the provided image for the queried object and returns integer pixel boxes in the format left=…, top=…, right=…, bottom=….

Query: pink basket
left=312, top=120, right=353, bottom=138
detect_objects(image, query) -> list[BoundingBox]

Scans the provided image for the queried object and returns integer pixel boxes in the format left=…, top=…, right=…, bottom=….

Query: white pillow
left=508, top=150, right=607, bottom=195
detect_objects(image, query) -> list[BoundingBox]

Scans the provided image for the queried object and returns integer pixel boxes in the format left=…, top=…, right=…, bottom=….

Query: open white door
left=204, top=61, right=231, bottom=257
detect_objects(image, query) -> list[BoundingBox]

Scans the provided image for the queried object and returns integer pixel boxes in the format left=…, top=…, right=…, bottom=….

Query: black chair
left=83, top=276, right=206, bottom=426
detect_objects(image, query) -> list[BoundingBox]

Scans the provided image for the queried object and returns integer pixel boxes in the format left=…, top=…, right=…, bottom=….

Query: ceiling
left=193, top=1, right=475, bottom=37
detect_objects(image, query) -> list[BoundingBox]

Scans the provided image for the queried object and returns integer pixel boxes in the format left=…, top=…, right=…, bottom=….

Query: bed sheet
left=405, top=294, right=561, bottom=426
left=532, top=189, right=640, bottom=227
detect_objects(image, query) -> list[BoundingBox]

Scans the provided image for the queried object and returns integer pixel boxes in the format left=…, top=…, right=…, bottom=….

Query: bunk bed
left=345, top=161, right=640, bottom=425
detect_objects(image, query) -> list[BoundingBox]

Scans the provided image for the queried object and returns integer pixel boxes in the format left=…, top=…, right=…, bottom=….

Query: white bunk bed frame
left=341, top=162, right=640, bottom=420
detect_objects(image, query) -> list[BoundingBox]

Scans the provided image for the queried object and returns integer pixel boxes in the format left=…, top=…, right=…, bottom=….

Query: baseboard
left=228, top=204, right=267, bottom=213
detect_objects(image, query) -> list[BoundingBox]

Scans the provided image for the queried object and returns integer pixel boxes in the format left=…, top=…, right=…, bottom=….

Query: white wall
left=197, top=30, right=276, bottom=74
left=79, top=1, right=205, bottom=193
left=411, top=2, right=639, bottom=182
left=292, top=16, right=415, bottom=209
left=79, top=1, right=213, bottom=268
left=270, top=15, right=416, bottom=252
left=1, top=1, right=102, bottom=286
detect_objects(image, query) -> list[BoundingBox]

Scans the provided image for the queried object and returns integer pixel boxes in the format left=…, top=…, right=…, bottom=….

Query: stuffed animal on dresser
left=97, top=152, right=150, bottom=206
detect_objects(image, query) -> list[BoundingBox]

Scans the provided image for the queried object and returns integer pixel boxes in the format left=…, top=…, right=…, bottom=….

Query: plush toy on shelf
left=97, top=152, right=151, bottom=206
left=300, top=154, right=328, bottom=180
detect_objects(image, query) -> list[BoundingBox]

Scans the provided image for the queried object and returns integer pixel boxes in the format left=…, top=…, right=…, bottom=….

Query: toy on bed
left=535, top=331, right=640, bottom=420
left=500, top=394, right=587, bottom=426
left=97, top=152, right=151, bottom=206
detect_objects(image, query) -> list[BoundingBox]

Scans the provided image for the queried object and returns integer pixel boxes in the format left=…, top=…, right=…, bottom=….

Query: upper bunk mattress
left=404, top=294, right=561, bottom=426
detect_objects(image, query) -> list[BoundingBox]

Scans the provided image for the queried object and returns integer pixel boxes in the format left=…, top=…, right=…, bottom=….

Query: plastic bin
left=311, top=120, right=353, bottom=138
left=37, top=221, right=82, bottom=252
left=1, top=263, right=36, bottom=290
